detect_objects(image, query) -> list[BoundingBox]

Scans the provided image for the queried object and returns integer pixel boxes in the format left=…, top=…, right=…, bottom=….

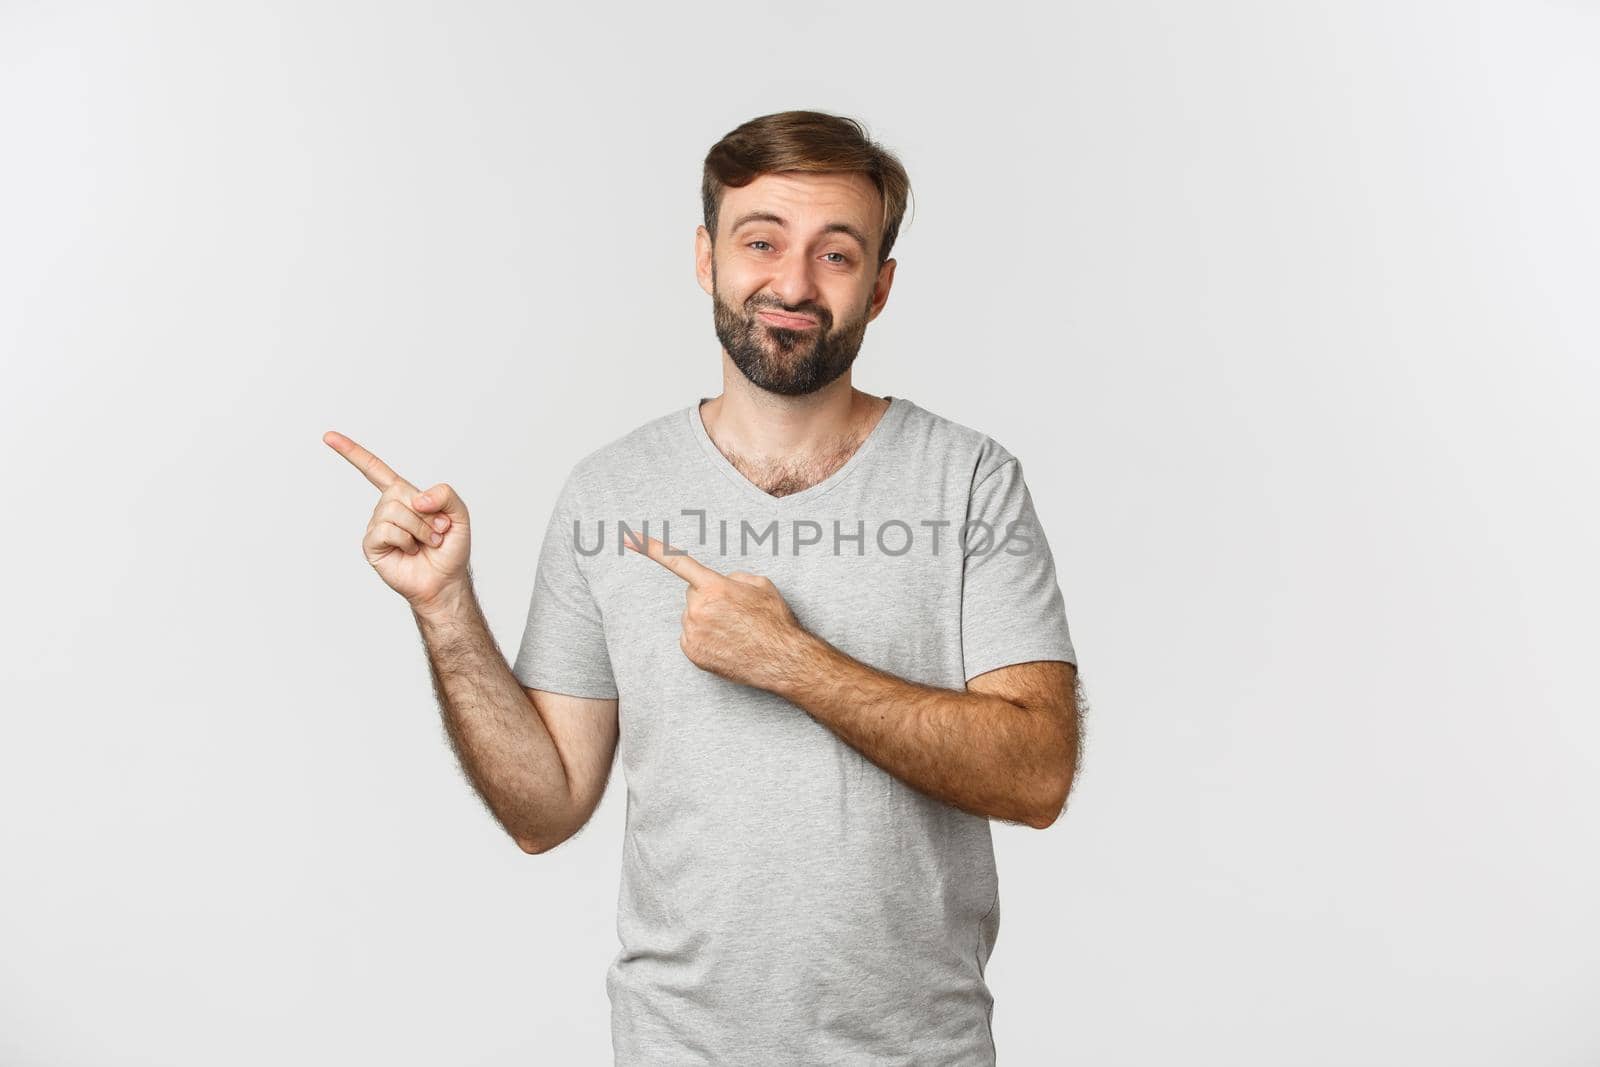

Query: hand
left=324, top=429, right=472, bottom=617
left=623, top=531, right=812, bottom=691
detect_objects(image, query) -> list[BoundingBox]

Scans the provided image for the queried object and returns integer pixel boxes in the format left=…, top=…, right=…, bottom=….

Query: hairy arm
left=767, top=637, right=1080, bottom=828
left=618, top=529, right=1081, bottom=828
left=412, top=582, right=583, bottom=853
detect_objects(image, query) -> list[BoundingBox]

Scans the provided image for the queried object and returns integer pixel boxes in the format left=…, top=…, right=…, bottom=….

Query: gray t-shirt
left=512, top=394, right=1077, bottom=1065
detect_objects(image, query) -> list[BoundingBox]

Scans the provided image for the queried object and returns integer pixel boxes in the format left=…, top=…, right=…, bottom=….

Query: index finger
left=323, top=430, right=407, bottom=493
left=622, top=531, right=723, bottom=589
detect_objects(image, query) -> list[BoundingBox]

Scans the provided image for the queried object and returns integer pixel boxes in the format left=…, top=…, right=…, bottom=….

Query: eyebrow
left=728, top=211, right=871, bottom=254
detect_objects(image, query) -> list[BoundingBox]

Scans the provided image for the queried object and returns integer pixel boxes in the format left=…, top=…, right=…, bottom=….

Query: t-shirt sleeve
left=510, top=472, right=619, bottom=700
left=960, top=455, right=1078, bottom=684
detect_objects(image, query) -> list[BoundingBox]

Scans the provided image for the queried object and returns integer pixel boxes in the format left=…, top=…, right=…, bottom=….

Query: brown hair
left=701, top=110, right=913, bottom=269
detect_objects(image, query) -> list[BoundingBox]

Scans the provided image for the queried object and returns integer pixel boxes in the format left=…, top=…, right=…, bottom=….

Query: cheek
left=820, top=282, right=869, bottom=321
left=717, top=274, right=761, bottom=311
left=716, top=254, right=762, bottom=287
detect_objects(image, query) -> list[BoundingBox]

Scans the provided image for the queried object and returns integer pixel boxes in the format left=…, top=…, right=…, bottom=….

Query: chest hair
left=720, top=428, right=868, bottom=498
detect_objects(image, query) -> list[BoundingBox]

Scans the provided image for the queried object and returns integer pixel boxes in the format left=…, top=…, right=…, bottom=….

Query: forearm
left=768, top=632, right=1065, bottom=827
left=412, top=580, right=574, bottom=852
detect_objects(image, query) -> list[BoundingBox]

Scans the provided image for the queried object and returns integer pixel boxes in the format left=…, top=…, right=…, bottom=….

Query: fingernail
left=430, top=532, right=442, bottom=545
left=433, top=516, right=449, bottom=531
left=416, top=494, right=430, bottom=506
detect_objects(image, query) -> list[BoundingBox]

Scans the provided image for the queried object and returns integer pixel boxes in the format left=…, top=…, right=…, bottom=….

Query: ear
left=866, top=257, right=896, bottom=323
left=695, top=225, right=714, bottom=296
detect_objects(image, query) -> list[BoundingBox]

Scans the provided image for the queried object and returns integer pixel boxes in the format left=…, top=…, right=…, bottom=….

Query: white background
left=2, top=2, right=1596, bottom=1064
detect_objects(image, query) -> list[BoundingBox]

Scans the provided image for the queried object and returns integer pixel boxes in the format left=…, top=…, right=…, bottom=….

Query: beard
left=711, top=265, right=871, bottom=397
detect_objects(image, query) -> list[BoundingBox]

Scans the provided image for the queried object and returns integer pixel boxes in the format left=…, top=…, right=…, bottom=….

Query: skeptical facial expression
left=696, top=171, right=896, bottom=397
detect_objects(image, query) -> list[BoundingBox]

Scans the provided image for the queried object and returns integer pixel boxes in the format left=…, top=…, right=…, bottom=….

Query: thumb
left=412, top=482, right=469, bottom=523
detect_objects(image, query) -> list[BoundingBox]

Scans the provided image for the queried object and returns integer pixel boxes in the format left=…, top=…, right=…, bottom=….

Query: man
left=326, top=110, right=1081, bottom=1064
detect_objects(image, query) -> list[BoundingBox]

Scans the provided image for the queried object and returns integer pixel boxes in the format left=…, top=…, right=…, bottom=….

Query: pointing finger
left=324, top=430, right=408, bottom=493
left=622, top=531, right=722, bottom=589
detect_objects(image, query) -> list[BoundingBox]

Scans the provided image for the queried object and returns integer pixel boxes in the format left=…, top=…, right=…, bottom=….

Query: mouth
left=757, top=310, right=819, bottom=329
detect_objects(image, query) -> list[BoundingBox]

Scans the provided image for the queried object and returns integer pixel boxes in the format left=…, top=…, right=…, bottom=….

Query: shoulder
left=892, top=396, right=1020, bottom=489
left=557, top=402, right=695, bottom=506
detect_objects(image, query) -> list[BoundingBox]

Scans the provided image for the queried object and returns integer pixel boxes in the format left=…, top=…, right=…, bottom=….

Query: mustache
left=748, top=299, right=828, bottom=323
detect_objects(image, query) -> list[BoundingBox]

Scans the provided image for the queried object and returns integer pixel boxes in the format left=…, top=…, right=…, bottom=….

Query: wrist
left=411, top=581, right=476, bottom=626
left=768, top=626, right=832, bottom=702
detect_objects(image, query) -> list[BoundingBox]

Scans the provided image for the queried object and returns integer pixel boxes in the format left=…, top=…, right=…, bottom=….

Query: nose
left=766, top=247, right=820, bottom=311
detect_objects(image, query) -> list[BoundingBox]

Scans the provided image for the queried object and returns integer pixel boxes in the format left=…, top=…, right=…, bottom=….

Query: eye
left=748, top=240, right=773, bottom=251
left=824, top=252, right=850, bottom=265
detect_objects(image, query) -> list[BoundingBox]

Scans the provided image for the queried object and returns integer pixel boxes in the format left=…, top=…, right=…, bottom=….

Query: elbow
left=1028, top=769, right=1074, bottom=830
left=517, top=821, right=578, bottom=854
left=1028, top=722, right=1079, bottom=829
left=515, top=811, right=583, bottom=855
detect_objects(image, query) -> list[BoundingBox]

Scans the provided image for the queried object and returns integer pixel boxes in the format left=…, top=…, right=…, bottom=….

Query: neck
left=701, top=360, right=887, bottom=463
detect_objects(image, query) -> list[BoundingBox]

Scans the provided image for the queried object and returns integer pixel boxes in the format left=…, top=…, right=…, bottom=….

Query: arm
left=413, top=582, right=617, bottom=854
left=768, top=636, right=1079, bottom=829
left=621, top=530, right=1079, bottom=829
left=321, top=432, right=617, bottom=854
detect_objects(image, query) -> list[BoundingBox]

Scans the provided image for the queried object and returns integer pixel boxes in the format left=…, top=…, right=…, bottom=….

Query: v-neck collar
left=685, top=395, right=907, bottom=508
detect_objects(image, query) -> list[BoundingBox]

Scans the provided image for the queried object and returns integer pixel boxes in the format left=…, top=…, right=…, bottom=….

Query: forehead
left=719, top=171, right=882, bottom=237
